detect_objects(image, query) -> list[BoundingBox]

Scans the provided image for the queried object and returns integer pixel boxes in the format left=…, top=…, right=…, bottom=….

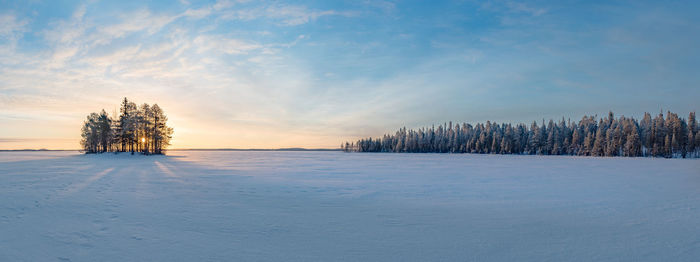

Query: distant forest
left=343, top=111, right=699, bottom=158
left=80, top=98, right=173, bottom=154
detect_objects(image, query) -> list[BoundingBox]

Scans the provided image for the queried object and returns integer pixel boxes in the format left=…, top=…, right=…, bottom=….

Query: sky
left=0, top=0, right=698, bottom=149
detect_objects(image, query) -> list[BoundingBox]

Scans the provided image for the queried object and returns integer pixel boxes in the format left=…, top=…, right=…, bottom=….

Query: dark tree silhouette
left=80, top=97, right=173, bottom=154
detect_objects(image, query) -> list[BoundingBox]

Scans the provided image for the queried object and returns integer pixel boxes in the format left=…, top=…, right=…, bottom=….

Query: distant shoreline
left=0, top=148, right=342, bottom=152
left=170, top=148, right=341, bottom=151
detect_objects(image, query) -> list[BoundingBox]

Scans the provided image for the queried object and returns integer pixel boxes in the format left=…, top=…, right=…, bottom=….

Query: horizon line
left=0, top=147, right=342, bottom=152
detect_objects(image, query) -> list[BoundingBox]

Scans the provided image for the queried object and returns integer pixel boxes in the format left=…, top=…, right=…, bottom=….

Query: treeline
left=80, top=98, right=173, bottom=154
left=343, top=111, right=699, bottom=158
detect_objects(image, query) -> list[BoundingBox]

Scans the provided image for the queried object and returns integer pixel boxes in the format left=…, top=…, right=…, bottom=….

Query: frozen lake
left=1, top=151, right=699, bottom=261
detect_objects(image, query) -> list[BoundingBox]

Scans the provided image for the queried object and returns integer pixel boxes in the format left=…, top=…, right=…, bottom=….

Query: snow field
left=1, top=151, right=699, bottom=261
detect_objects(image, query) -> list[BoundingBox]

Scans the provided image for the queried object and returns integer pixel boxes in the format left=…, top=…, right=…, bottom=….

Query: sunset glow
left=1, top=1, right=698, bottom=149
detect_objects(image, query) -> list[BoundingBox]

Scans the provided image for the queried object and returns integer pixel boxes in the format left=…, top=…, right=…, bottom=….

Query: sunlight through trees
left=80, top=98, right=173, bottom=154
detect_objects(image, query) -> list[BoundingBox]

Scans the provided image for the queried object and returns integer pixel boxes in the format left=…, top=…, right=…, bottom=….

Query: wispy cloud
left=0, top=0, right=698, bottom=149
left=505, top=1, right=548, bottom=17
left=98, top=9, right=178, bottom=41
left=221, top=3, right=356, bottom=26
left=0, top=13, right=28, bottom=37
left=194, top=35, right=262, bottom=55
left=0, top=12, right=29, bottom=61
left=42, top=5, right=87, bottom=44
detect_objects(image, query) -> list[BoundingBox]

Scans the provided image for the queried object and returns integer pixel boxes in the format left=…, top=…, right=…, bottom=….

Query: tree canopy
left=343, top=111, right=699, bottom=158
left=80, top=97, right=173, bottom=154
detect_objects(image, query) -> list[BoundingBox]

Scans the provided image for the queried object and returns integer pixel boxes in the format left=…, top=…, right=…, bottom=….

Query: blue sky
left=0, top=0, right=698, bottom=149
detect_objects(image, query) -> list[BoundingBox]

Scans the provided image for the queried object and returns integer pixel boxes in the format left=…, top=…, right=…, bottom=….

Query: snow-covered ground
left=1, top=151, right=698, bottom=261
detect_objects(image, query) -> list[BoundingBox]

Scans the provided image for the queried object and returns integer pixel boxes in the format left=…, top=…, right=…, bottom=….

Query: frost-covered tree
left=80, top=110, right=112, bottom=153
left=345, top=111, right=697, bottom=158
left=687, top=112, right=696, bottom=157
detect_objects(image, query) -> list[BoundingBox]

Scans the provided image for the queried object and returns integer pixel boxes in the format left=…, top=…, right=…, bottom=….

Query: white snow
left=1, top=151, right=699, bottom=261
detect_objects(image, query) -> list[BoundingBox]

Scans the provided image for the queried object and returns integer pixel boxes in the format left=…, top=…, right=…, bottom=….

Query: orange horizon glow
left=0, top=96, right=376, bottom=150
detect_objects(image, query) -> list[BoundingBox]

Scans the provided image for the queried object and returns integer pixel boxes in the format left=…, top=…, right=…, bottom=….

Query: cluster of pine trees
left=80, top=98, right=173, bottom=154
left=343, top=111, right=699, bottom=158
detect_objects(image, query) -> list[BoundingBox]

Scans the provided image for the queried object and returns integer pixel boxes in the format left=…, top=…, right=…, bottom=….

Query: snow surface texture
left=1, top=151, right=699, bottom=261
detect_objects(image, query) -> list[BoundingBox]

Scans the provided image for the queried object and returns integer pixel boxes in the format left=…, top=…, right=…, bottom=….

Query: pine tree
left=624, top=128, right=640, bottom=157
left=687, top=112, right=696, bottom=157
left=345, top=111, right=697, bottom=158
left=592, top=127, right=606, bottom=156
left=80, top=98, right=173, bottom=155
